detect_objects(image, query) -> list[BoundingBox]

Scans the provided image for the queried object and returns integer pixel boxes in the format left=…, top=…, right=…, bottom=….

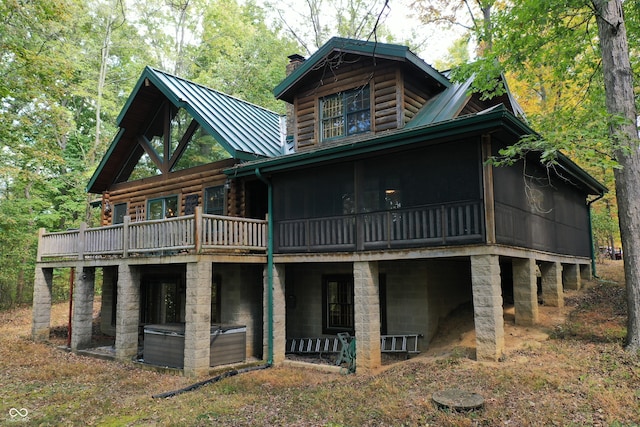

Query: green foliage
left=0, top=0, right=301, bottom=310
left=264, top=0, right=393, bottom=53
left=189, top=0, right=301, bottom=113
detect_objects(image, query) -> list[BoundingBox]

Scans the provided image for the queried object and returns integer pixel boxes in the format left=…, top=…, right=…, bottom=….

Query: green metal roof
left=125, top=67, right=283, bottom=158
left=226, top=106, right=607, bottom=196
left=406, top=73, right=527, bottom=128
left=273, top=37, right=450, bottom=102
left=87, top=67, right=283, bottom=193
left=405, top=78, right=473, bottom=128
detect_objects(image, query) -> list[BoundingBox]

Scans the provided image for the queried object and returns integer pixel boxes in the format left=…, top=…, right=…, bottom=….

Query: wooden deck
left=36, top=208, right=268, bottom=262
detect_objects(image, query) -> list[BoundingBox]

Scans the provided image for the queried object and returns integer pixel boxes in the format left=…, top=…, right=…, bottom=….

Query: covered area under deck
left=267, top=244, right=592, bottom=373
left=32, top=253, right=266, bottom=377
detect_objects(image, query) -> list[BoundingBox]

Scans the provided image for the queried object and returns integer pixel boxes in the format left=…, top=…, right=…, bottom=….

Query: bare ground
left=1, top=260, right=639, bottom=426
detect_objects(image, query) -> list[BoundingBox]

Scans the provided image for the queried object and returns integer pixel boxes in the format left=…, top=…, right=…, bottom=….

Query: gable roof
left=273, top=37, right=450, bottom=103
left=87, top=67, right=283, bottom=193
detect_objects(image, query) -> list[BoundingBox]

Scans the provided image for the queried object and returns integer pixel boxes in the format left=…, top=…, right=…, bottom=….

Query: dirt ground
left=1, top=260, right=638, bottom=426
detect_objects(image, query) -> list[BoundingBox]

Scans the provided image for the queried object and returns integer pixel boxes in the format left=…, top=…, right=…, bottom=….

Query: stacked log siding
left=102, top=159, right=238, bottom=225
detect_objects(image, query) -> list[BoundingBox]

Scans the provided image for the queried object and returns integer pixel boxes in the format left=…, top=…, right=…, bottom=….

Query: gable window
left=204, top=185, right=225, bottom=215
left=147, top=195, right=178, bottom=220
left=112, top=202, right=128, bottom=225
left=321, top=86, right=370, bottom=141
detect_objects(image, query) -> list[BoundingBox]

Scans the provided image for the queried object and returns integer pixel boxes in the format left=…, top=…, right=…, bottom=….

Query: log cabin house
left=32, top=37, right=606, bottom=376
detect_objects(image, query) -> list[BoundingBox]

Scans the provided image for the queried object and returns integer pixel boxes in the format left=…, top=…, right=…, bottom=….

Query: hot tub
left=143, top=324, right=246, bottom=368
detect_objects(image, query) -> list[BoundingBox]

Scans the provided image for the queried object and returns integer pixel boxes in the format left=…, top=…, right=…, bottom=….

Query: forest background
left=0, top=0, right=634, bottom=309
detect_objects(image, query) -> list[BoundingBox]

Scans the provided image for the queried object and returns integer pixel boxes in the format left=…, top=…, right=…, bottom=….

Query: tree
left=592, top=0, right=640, bottom=352
left=189, top=0, right=301, bottom=112
left=264, top=0, right=394, bottom=53
left=0, top=0, right=152, bottom=306
left=421, top=0, right=640, bottom=351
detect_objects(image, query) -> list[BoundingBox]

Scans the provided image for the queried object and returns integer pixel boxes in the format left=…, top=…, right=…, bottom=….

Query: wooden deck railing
left=36, top=208, right=268, bottom=262
left=37, top=201, right=485, bottom=261
left=275, top=200, right=484, bottom=252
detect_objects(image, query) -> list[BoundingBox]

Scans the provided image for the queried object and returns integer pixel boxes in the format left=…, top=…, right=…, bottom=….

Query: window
left=140, top=274, right=185, bottom=325
left=321, top=86, right=370, bottom=141
left=322, top=274, right=387, bottom=335
left=322, top=275, right=354, bottom=333
left=204, top=185, right=226, bottom=215
left=147, top=195, right=178, bottom=220
left=112, top=203, right=128, bottom=225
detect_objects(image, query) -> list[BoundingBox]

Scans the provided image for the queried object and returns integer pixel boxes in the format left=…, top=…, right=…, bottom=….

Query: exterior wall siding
left=291, top=58, right=438, bottom=149
left=102, top=159, right=239, bottom=225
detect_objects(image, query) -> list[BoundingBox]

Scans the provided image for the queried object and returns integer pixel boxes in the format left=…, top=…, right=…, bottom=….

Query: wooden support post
left=36, top=228, right=46, bottom=262
left=194, top=206, right=202, bottom=254
left=77, top=223, right=86, bottom=261
left=123, top=216, right=130, bottom=258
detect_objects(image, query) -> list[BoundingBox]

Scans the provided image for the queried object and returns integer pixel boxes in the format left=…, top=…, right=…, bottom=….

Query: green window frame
left=147, top=195, right=178, bottom=220
left=112, top=202, right=128, bottom=225
left=204, top=185, right=225, bottom=215
left=320, top=86, right=371, bottom=141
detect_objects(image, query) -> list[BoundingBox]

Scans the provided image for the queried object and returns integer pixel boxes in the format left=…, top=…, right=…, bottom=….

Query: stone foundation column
left=580, top=264, right=592, bottom=281
left=115, top=263, right=140, bottom=361
left=471, top=255, right=504, bottom=361
left=563, top=263, right=581, bottom=290
left=263, top=264, right=287, bottom=365
left=71, top=266, right=96, bottom=351
left=184, top=261, right=212, bottom=377
left=512, top=258, right=538, bottom=326
left=354, top=261, right=381, bottom=372
left=32, top=267, right=54, bottom=341
left=264, top=263, right=286, bottom=365
left=540, top=262, right=564, bottom=307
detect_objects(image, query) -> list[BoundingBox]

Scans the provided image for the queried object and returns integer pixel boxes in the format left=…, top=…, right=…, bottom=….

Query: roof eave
left=86, top=128, right=125, bottom=194
left=225, top=108, right=606, bottom=196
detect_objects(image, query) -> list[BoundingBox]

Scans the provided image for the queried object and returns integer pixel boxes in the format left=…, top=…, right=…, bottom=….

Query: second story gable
left=274, top=37, right=524, bottom=151
left=87, top=66, right=283, bottom=225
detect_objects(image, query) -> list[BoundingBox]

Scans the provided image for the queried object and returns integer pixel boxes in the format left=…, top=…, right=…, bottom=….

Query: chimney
left=286, top=53, right=305, bottom=75
left=285, top=54, right=305, bottom=148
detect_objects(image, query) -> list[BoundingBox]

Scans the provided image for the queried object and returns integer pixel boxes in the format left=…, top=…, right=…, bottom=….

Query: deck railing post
left=194, top=206, right=202, bottom=254
left=77, top=223, right=86, bottom=261
left=123, top=216, right=130, bottom=258
left=36, top=228, right=46, bottom=262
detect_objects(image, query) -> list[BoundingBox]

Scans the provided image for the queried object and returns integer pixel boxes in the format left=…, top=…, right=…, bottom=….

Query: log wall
left=292, top=57, right=440, bottom=149
left=101, top=158, right=240, bottom=226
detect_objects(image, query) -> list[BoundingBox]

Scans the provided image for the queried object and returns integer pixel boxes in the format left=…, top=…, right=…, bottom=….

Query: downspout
left=255, top=168, right=274, bottom=365
left=587, top=194, right=605, bottom=278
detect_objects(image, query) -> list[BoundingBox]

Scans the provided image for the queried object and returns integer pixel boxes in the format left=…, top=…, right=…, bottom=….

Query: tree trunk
left=593, top=0, right=640, bottom=352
